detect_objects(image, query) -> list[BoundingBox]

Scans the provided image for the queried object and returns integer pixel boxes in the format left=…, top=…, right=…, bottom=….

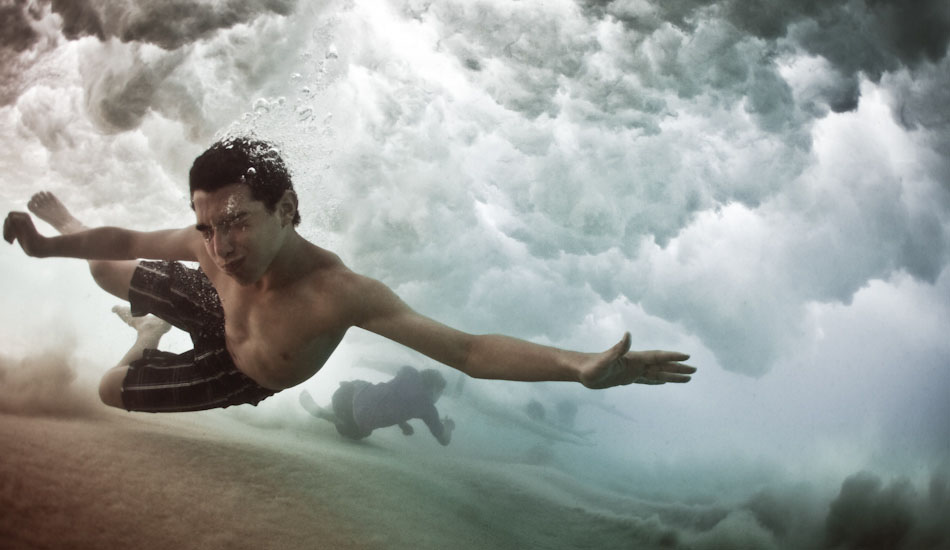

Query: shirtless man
left=4, top=136, right=696, bottom=413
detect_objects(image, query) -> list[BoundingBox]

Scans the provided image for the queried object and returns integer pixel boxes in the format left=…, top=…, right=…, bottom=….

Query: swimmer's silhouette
left=300, top=366, right=454, bottom=445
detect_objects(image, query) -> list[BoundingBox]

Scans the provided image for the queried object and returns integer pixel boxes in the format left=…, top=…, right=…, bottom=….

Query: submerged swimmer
left=4, top=136, right=696, bottom=413
left=300, top=366, right=454, bottom=445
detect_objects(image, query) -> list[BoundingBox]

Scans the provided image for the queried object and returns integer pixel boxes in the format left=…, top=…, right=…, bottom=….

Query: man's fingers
left=635, top=370, right=692, bottom=384
left=660, top=362, right=696, bottom=375
left=634, top=362, right=695, bottom=384
left=640, top=350, right=691, bottom=364
left=634, top=349, right=689, bottom=365
left=657, top=372, right=692, bottom=383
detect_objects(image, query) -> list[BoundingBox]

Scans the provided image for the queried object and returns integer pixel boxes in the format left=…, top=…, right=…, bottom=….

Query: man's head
left=419, top=369, right=447, bottom=402
left=189, top=136, right=300, bottom=226
left=190, top=137, right=301, bottom=285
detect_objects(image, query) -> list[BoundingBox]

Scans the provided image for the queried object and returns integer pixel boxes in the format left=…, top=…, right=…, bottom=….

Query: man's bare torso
left=199, top=240, right=356, bottom=390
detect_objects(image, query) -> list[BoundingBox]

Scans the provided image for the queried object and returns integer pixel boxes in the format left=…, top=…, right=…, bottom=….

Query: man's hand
left=438, top=417, right=455, bottom=446
left=3, top=212, right=48, bottom=257
left=579, top=332, right=696, bottom=389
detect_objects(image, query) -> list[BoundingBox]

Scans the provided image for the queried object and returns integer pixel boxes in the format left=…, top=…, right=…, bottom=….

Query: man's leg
left=328, top=382, right=372, bottom=439
left=28, top=192, right=166, bottom=408
left=98, top=306, right=172, bottom=408
left=27, top=191, right=137, bottom=300
left=299, top=389, right=338, bottom=424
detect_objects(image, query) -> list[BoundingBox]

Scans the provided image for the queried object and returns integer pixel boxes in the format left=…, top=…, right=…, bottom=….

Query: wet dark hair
left=419, top=369, right=447, bottom=397
left=189, top=136, right=300, bottom=226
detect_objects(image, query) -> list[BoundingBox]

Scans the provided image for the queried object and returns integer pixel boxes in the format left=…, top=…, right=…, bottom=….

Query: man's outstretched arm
left=353, top=275, right=696, bottom=389
left=4, top=211, right=199, bottom=262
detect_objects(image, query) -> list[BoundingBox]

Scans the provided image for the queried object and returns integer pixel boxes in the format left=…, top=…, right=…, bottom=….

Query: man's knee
left=88, top=260, right=137, bottom=301
left=88, top=260, right=115, bottom=286
left=99, top=367, right=127, bottom=409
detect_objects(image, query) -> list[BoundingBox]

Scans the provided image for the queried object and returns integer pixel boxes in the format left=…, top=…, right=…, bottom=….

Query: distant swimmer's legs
left=98, top=306, right=172, bottom=408
left=299, top=389, right=338, bottom=424
left=28, top=191, right=137, bottom=301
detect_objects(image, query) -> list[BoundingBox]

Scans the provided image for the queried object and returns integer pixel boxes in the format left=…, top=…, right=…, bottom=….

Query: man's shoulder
left=298, top=247, right=381, bottom=303
left=296, top=242, right=351, bottom=281
left=295, top=243, right=408, bottom=328
left=306, top=254, right=364, bottom=289
left=302, top=249, right=378, bottom=290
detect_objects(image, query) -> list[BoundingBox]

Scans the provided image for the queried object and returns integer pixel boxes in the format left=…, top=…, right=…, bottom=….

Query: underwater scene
left=1, top=1, right=949, bottom=548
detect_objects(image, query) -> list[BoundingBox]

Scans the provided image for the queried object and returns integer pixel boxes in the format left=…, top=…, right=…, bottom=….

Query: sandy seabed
left=0, top=405, right=681, bottom=550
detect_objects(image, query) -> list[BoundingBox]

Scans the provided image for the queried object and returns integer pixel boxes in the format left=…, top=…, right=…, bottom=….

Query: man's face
left=192, top=183, right=286, bottom=285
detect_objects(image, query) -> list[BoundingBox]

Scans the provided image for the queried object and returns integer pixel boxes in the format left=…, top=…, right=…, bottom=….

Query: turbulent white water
left=2, top=1, right=949, bottom=548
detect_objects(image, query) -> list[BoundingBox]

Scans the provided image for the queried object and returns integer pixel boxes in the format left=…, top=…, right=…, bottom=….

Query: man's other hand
left=4, top=212, right=48, bottom=257
left=579, top=332, right=696, bottom=389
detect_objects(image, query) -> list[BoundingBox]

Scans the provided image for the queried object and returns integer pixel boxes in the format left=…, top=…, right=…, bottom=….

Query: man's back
left=352, top=367, right=440, bottom=432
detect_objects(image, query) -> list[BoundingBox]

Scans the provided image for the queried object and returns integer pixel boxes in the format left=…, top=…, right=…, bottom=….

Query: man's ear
left=278, top=190, right=298, bottom=226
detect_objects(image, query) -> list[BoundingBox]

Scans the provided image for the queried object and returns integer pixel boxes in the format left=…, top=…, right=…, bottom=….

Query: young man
left=3, top=136, right=696, bottom=413
left=300, top=366, right=455, bottom=445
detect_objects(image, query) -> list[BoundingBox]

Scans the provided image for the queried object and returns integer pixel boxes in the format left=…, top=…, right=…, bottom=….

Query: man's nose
left=213, top=231, right=234, bottom=258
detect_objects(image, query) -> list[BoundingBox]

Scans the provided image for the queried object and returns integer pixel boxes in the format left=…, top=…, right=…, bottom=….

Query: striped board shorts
left=122, top=260, right=276, bottom=412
